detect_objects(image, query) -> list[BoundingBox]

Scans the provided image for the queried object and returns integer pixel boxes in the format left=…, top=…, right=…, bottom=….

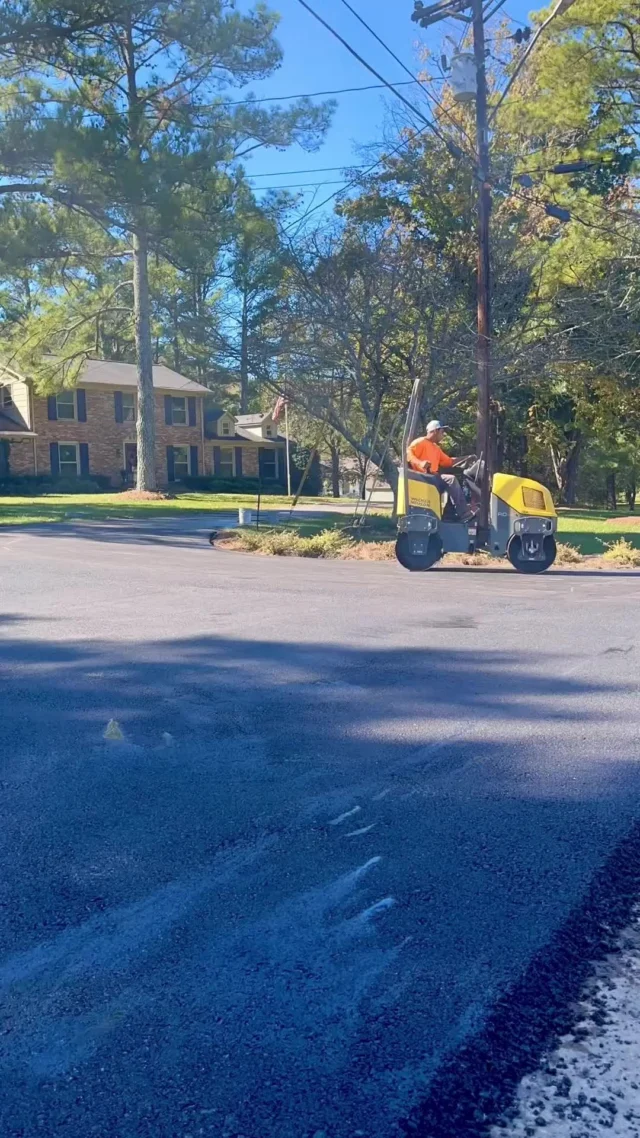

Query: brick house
left=0, top=359, right=287, bottom=487
left=205, top=408, right=287, bottom=483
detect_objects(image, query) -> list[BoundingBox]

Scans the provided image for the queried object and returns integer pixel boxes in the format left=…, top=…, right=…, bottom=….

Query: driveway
left=1, top=527, right=639, bottom=1137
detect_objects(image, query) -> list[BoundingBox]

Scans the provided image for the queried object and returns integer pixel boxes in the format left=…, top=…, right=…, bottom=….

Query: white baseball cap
left=426, top=419, right=450, bottom=433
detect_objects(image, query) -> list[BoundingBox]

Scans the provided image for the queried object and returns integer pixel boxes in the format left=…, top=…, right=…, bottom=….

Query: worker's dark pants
left=435, top=473, right=468, bottom=519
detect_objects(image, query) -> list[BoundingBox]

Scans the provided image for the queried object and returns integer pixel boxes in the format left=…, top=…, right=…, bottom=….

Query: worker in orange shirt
left=407, top=420, right=475, bottom=522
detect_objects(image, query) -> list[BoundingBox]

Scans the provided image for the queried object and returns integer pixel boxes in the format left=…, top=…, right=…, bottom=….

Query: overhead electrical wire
left=0, top=81, right=422, bottom=127
left=293, top=0, right=469, bottom=160
left=335, top=0, right=474, bottom=149
left=248, top=164, right=369, bottom=178
left=202, top=79, right=420, bottom=108
left=281, top=122, right=435, bottom=234
left=482, top=0, right=511, bottom=23
left=252, top=180, right=348, bottom=190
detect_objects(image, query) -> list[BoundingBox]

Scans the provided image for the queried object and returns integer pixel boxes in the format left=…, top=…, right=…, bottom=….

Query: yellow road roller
left=395, top=378, right=557, bottom=574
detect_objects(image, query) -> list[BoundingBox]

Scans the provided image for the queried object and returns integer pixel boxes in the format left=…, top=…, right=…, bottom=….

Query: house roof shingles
left=79, top=360, right=210, bottom=394
left=0, top=412, right=35, bottom=436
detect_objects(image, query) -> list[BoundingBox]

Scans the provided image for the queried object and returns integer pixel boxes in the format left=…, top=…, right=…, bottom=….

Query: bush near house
left=182, top=475, right=284, bottom=494
left=0, top=474, right=113, bottom=495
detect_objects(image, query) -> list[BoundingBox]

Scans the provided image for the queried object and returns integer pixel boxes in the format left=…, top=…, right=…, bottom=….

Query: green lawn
left=0, top=491, right=335, bottom=527
left=556, top=508, right=640, bottom=555
left=1, top=494, right=638, bottom=557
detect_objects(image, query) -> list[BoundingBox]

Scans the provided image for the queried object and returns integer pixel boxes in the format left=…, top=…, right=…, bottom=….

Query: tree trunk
left=606, top=472, right=617, bottom=511
left=133, top=224, right=157, bottom=491
left=550, top=434, right=582, bottom=505
left=380, top=454, right=399, bottom=517
left=626, top=479, right=636, bottom=512
left=172, top=299, right=181, bottom=372
left=494, top=406, right=506, bottom=472
left=330, top=442, right=340, bottom=498
left=240, top=291, right=249, bottom=413
left=564, top=439, right=581, bottom=506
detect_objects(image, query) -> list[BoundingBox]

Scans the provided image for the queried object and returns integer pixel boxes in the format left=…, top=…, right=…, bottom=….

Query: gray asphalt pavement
left=1, top=526, right=640, bottom=1138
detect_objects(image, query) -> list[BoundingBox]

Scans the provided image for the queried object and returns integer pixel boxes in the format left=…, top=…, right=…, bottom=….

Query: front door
left=124, top=443, right=137, bottom=484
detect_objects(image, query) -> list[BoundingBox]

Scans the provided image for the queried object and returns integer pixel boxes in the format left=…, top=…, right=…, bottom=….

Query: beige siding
left=1, top=379, right=31, bottom=428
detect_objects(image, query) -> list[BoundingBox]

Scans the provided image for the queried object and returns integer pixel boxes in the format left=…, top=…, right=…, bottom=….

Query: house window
left=122, top=392, right=136, bottom=422
left=56, top=391, right=76, bottom=420
left=59, top=442, right=79, bottom=476
left=172, top=445, right=190, bottom=480
left=260, top=450, right=277, bottom=479
left=219, top=447, right=234, bottom=477
left=265, top=425, right=273, bottom=437
left=221, top=420, right=231, bottom=436
left=170, top=397, right=186, bottom=425
left=2, top=387, right=12, bottom=408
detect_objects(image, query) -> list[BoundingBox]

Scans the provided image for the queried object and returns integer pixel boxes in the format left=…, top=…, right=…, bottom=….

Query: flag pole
left=284, top=400, right=292, bottom=498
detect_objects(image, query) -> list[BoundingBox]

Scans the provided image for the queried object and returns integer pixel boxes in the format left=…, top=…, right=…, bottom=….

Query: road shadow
left=0, top=631, right=639, bottom=1138
left=1, top=519, right=218, bottom=549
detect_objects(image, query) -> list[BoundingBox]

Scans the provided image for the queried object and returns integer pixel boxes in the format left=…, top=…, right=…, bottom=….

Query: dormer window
left=265, top=425, right=273, bottom=437
left=222, top=420, right=231, bottom=436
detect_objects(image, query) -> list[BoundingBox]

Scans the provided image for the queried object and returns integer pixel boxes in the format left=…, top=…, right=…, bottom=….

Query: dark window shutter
left=0, top=439, right=10, bottom=478
left=164, top=395, right=173, bottom=425
left=234, top=447, right=243, bottom=478
left=114, top=391, right=123, bottom=423
left=213, top=445, right=221, bottom=475
left=79, top=442, right=90, bottom=476
left=187, top=396, right=196, bottom=426
left=189, top=446, right=198, bottom=476
left=47, top=395, right=57, bottom=421
left=167, top=446, right=175, bottom=482
left=50, top=442, right=60, bottom=475
left=76, top=388, right=87, bottom=422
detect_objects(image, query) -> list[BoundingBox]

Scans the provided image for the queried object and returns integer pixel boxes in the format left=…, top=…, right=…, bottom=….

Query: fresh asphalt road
left=1, top=525, right=640, bottom=1138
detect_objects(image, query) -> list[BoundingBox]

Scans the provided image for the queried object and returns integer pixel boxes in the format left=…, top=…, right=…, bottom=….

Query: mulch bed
left=117, top=490, right=172, bottom=501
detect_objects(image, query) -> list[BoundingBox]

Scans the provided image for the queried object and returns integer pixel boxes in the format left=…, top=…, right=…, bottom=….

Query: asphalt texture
left=1, top=524, right=640, bottom=1138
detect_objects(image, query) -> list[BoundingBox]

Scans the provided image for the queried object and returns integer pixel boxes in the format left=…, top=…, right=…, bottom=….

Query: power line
left=0, top=81, right=422, bottom=127
left=482, top=0, right=510, bottom=21
left=293, top=0, right=468, bottom=160
left=336, top=0, right=474, bottom=149
left=248, top=164, right=369, bottom=178
left=253, top=179, right=348, bottom=190
left=281, top=122, right=434, bottom=233
left=202, top=80, right=420, bottom=108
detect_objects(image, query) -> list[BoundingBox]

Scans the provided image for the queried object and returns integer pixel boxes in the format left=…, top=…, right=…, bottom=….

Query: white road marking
left=346, top=824, right=377, bottom=838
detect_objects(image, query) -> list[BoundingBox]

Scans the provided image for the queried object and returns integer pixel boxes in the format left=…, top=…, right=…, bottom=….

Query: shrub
left=0, top=474, right=112, bottom=495
left=181, top=474, right=282, bottom=494
left=342, top=539, right=396, bottom=561
left=234, top=526, right=351, bottom=558
left=602, top=537, right=640, bottom=566
left=554, top=542, right=583, bottom=565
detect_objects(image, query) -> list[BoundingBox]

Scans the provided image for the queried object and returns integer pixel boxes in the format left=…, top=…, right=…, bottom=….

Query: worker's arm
left=437, top=447, right=455, bottom=469
left=406, top=438, right=430, bottom=473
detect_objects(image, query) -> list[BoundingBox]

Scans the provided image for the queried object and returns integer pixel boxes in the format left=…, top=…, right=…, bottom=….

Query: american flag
left=272, top=394, right=288, bottom=422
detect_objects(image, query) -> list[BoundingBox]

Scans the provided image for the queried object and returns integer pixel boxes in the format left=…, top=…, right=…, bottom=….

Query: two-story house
left=0, top=359, right=288, bottom=487
left=205, top=408, right=286, bottom=483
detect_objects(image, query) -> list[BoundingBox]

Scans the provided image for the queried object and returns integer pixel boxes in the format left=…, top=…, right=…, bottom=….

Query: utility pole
left=471, top=0, right=492, bottom=539
left=412, top=0, right=493, bottom=536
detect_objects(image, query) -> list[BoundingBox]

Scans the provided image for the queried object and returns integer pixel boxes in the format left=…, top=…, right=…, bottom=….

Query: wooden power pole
left=471, top=0, right=492, bottom=538
left=412, top=0, right=494, bottom=535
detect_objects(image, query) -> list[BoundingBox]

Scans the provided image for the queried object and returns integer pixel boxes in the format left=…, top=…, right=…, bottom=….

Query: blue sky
left=240, top=0, right=538, bottom=200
